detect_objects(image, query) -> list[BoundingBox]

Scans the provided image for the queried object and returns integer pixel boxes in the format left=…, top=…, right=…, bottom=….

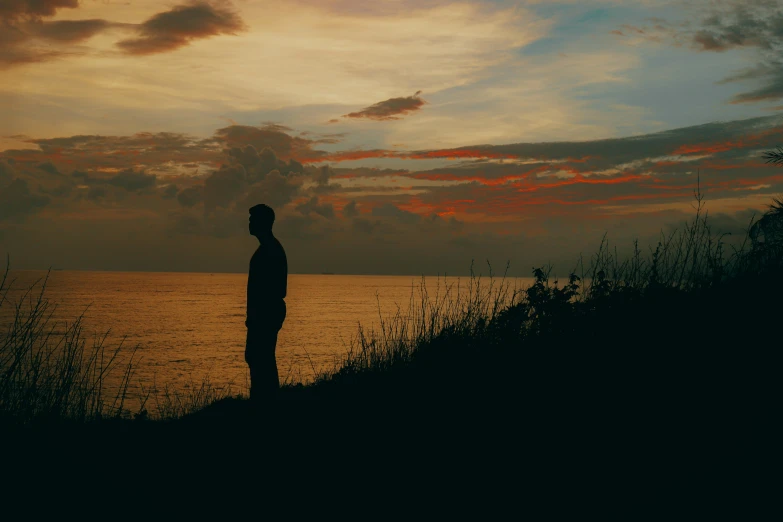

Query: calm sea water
left=1, top=270, right=532, bottom=410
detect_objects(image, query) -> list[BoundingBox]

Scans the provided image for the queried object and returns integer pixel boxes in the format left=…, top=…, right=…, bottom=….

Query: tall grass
left=0, top=262, right=238, bottom=424
left=310, top=261, right=515, bottom=382
left=139, top=374, right=239, bottom=420
left=0, top=262, right=138, bottom=423
left=309, top=179, right=782, bottom=396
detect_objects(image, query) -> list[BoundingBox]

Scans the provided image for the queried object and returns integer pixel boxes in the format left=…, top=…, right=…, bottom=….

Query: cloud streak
left=341, top=91, right=426, bottom=121
left=0, top=1, right=247, bottom=68
left=116, top=1, right=246, bottom=55
left=0, top=0, right=79, bottom=21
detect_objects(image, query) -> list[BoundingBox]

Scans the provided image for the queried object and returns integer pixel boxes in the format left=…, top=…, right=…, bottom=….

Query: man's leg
left=246, top=328, right=280, bottom=400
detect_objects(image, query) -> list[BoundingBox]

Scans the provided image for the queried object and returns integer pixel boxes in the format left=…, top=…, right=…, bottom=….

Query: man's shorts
left=245, top=300, right=286, bottom=366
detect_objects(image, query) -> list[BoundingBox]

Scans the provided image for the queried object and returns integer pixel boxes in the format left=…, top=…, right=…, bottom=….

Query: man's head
left=249, top=203, right=275, bottom=237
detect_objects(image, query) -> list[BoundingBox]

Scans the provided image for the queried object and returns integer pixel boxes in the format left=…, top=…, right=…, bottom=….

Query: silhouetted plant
left=307, top=178, right=782, bottom=399
left=0, top=261, right=138, bottom=423
left=762, top=145, right=783, bottom=166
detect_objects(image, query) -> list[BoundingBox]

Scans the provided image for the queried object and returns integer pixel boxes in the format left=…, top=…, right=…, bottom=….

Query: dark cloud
left=37, top=161, right=59, bottom=175
left=0, top=21, right=73, bottom=68
left=0, top=160, right=17, bottom=187
left=0, top=0, right=78, bottom=21
left=314, top=165, right=332, bottom=186
left=107, top=169, right=157, bottom=191
left=240, top=170, right=301, bottom=211
left=720, top=60, right=783, bottom=104
left=116, top=1, right=246, bottom=55
left=257, top=147, right=284, bottom=178
left=227, top=145, right=260, bottom=169
left=689, top=3, right=781, bottom=52
left=39, top=181, right=72, bottom=197
left=295, top=196, right=335, bottom=219
left=342, top=91, right=426, bottom=121
left=352, top=217, right=382, bottom=235
left=0, top=178, right=49, bottom=220
left=161, top=184, right=179, bottom=199
left=28, top=19, right=113, bottom=43
left=213, top=124, right=325, bottom=161
left=177, top=186, right=204, bottom=207
left=87, top=186, right=106, bottom=200
left=288, top=158, right=304, bottom=174
left=371, top=203, right=421, bottom=224
left=342, top=200, right=358, bottom=218
left=0, top=2, right=118, bottom=68
left=0, top=1, right=248, bottom=68
left=311, top=165, right=341, bottom=194
left=619, top=1, right=783, bottom=104
left=227, top=145, right=308, bottom=182
left=203, top=164, right=246, bottom=214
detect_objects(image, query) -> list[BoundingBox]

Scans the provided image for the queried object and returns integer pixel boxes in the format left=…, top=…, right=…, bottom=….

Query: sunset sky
left=2, top=0, right=783, bottom=275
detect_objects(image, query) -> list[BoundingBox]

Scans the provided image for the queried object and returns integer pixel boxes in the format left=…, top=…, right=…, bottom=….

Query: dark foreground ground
left=2, top=260, right=780, bottom=512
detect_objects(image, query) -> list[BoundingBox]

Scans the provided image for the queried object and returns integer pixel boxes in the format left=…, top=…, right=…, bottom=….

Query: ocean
left=1, top=270, right=532, bottom=411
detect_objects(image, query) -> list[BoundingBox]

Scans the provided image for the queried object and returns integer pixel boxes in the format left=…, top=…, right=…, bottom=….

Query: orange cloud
left=300, top=146, right=524, bottom=164
left=405, top=149, right=519, bottom=160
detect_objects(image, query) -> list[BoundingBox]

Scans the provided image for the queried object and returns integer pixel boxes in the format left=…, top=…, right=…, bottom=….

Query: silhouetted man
left=245, top=203, right=287, bottom=400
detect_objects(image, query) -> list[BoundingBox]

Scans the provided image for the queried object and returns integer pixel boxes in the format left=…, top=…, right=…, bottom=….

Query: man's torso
left=247, top=236, right=287, bottom=328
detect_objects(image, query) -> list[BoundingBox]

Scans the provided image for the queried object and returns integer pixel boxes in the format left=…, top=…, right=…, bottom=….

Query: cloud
left=371, top=202, right=421, bottom=224
left=342, top=91, right=426, bottom=121
left=241, top=170, right=302, bottom=211
left=0, top=2, right=118, bottom=68
left=203, top=164, right=246, bottom=214
left=107, top=169, right=157, bottom=191
left=352, top=217, right=381, bottom=235
left=618, top=1, right=783, bottom=104
left=161, top=184, right=178, bottom=199
left=37, top=161, right=59, bottom=175
left=0, top=20, right=74, bottom=68
left=87, top=186, right=106, bottom=201
left=27, top=19, right=113, bottom=43
left=4, top=114, right=783, bottom=275
left=0, top=178, right=49, bottom=220
left=295, top=196, right=335, bottom=219
left=116, top=1, right=246, bottom=55
left=0, top=0, right=78, bottom=21
left=689, top=3, right=781, bottom=53
left=213, top=124, right=327, bottom=162
left=177, top=186, right=204, bottom=207
left=0, top=159, right=18, bottom=186
left=719, top=61, right=783, bottom=104
left=1, top=132, right=223, bottom=174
